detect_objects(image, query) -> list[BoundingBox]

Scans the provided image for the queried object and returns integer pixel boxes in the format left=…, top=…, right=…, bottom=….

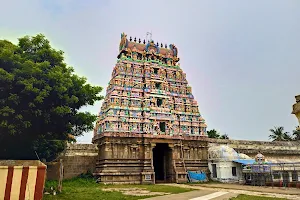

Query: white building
left=208, top=145, right=253, bottom=183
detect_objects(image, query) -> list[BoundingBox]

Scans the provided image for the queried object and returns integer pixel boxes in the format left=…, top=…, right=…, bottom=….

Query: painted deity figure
left=120, top=110, right=125, bottom=116
left=132, top=46, right=138, bottom=60
left=186, top=87, right=192, bottom=94
left=126, top=48, right=132, bottom=58
left=153, top=120, right=160, bottom=134
left=145, top=80, right=151, bottom=89
left=126, top=63, right=132, bottom=73
left=176, top=71, right=182, bottom=80
left=123, top=123, right=128, bottom=131
left=167, top=122, right=173, bottom=135
left=119, top=32, right=128, bottom=51
left=182, top=73, right=186, bottom=81
left=144, top=66, right=151, bottom=77
left=115, top=98, right=120, bottom=106
left=151, top=82, right=156, bottom=89
left=167, top=59, right=171, bottom=66
left=132, top=123, right=137, bottom=131
left=167, top=71, right=174, bottom=79
left=180, top=87, right=186, bottom=95
left=119, top=64, right=125, bottom=72
left=150, top=97, right=156, bottom=107
left=186, top=105, right=191, bottom=112
left=113, top=122, right=118, bottom=131
left=159, top=68, right=166, bottom=78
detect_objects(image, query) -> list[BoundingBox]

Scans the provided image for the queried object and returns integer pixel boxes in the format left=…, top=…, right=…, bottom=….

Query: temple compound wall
left=48, top=139, right=300, bottom=181
left=46, top=143, right=98, bottom=180
left=208, top=138, right=300, bottom=162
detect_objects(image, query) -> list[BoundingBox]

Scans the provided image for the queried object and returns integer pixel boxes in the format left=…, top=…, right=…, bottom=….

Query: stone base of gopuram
left=92, top=132, right=209, bottom=184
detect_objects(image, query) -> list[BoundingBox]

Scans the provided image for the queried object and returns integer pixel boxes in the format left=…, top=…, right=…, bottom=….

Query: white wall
left=208, top=161, right=243, bottom=183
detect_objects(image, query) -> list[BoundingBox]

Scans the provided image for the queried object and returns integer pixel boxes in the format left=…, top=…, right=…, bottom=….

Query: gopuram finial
left=146, top=31, right=152, bottom=42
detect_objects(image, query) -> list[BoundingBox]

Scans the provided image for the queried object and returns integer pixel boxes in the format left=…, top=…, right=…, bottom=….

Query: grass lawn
left=43, top=177, right=193, bottom=200
left=230, top=194, right=287, bottom=200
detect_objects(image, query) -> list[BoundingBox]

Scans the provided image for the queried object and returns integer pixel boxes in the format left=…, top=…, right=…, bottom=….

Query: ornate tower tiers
left=93, top=33, right=209, bottom=184
left=292, top=95, right=300, bottom=130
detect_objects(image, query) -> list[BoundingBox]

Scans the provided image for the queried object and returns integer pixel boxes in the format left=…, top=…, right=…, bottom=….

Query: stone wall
left=46, top=143, right=98, bottom=180
left=207, top=138, right=300, bottom=160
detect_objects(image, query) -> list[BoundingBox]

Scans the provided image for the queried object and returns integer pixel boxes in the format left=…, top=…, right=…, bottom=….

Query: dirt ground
left=102, top=188, right=170, bottom=196
left=163, top=183, right=300, bottom=200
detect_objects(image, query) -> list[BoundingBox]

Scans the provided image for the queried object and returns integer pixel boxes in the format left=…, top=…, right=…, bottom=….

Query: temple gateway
left=92, top=33, right=209, bottom=184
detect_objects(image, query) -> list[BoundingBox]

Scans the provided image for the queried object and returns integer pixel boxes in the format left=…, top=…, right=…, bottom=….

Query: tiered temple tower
left=93, top=33, right=209, bottom=184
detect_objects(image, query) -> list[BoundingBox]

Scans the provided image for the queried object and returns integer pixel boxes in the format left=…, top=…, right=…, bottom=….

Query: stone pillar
left=168, top=144, right=176, bottom=182
left=150, top=143, right=156, bottom=184
left=289, top=172, right=293, bottom=182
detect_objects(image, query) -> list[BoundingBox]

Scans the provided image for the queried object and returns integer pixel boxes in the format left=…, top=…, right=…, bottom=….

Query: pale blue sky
left=1, top=0, right=299, bottom=143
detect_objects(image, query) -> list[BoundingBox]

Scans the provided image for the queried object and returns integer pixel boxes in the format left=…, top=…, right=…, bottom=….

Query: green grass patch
left=43, top=177, right=193, bottom=200
left=186, top=180, right=221, bottom=185
left=230, top=194, right=287, bottom=200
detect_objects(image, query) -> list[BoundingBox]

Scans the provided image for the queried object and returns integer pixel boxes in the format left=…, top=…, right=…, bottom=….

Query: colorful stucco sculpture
left=292, top=95, right=300, bottom=130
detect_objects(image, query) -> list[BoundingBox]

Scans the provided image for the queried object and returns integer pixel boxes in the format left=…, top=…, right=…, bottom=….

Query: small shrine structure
left=208, top=145, right=253, bottom=183
left=92, top=33, right=208, bottom=184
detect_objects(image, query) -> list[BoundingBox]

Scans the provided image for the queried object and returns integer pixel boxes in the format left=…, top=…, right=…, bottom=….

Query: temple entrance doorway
left=153, top=143, right=173, bottom=183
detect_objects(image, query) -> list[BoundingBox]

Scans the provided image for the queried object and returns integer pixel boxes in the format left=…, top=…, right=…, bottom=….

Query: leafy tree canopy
left=0, top=34, right=103, bottom=161
left=292, top=127, right=300, bottom=141
left=207, top=129, right=220, bottom=139
left=207, top=129, right=229, bottom=139
left=220, top=134, right=229, bottom=140
left=269, top=126, right=292, bottom=141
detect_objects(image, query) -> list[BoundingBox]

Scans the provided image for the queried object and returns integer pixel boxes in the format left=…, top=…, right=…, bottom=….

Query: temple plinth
left=92, top=33, right=209, bottom=184
left=292, top=95, right=300, bottom=130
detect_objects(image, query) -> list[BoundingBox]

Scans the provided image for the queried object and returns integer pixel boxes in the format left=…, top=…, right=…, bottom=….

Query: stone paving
left=145, top=190, right=238, bottom=200
left=146, top=183, right=300, bottom=200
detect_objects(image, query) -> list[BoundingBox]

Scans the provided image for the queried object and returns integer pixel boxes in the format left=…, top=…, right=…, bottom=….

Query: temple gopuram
left=92, top=33, right=208, bottom=184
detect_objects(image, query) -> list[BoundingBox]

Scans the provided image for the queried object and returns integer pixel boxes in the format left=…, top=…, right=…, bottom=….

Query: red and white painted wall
left=0, top=161, right=46, bottom=200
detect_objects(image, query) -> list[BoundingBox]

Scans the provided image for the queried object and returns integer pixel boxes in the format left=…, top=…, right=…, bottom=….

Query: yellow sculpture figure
left=292, top=95, right=300, bottom=130
left=119, top=32, right=127, bottom=51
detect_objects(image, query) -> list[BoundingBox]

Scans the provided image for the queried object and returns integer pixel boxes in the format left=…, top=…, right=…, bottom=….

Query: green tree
left=207, top=129, right=220, bottom=139
left=0, top=34, right=103, bottom=161
left=269, top=126, right=291, bottom=141
left=220, top=134, right=229, bottom=139
left=292, top=127, right=300, bottom=141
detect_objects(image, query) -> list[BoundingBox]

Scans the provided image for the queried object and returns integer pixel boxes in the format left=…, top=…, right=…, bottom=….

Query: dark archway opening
left=155, top=82, right=161, bottom=89
left=157, top=98, right=163, bottom=107
left=159, top=122, right=166, bottom=133
left=153, top=143, right=173, bottom=183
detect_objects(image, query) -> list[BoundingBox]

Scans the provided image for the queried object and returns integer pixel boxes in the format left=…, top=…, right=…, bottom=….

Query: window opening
left=292, top=171, right=298, bottom=182
left=232, top=167, right=237, bottom=176
left=155, top=82, right=161, bottom=89
left=157, top=98, right=163, bottom=107
left=159, top=122, right=166, bottom=132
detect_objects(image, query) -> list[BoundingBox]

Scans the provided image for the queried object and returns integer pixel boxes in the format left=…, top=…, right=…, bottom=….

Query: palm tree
left=269, top=126, right=290, bottom=141
left=283, top=132, right=292, bottom=141
left=292, top=127, right=300, bottom=141
left=220, top=134, right=229, bottom=139
left=207, top=129, right=220, bottom=139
